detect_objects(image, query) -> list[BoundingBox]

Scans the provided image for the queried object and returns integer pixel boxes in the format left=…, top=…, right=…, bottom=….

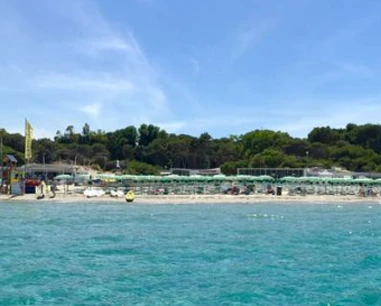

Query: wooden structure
left=1, top=154, right=18, bottom=194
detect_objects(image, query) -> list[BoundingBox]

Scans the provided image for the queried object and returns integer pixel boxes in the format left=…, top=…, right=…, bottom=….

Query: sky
left=1, top=0, right=381, bottom=140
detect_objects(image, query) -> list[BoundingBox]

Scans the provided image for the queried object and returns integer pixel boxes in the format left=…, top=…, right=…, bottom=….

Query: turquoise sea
left=0, top=201, right=381, bottom=306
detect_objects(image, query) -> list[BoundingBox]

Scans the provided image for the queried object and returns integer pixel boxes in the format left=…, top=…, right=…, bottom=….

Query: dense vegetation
left=1, top=123, right=381, bottom=175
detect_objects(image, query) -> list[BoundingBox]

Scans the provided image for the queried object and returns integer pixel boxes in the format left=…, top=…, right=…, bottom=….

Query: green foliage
left=261, top=148, right=285, bottom=167
left=126, top=160, right=160, bottom=175
left=214, top=139, right=242, bottom=166
left=107, top=126, right=138, bottom=159
left=34, top=138, right=58, bottom=164
left=242, top=129, right=291, bottom=157
left=280, top=155, right=301, bottom=168
left=146, top=138, right=170, bottom=167
left=2, top=122, right=381, bottom=174
left=2, top=131, right=24, bottom=153
left=221, top=160, right=248, bottom=175
left=308, top=126, right=342, bottom=144
left=138, top=124, right=161, bottom=146
left=283, top=138, right=309, bottom=156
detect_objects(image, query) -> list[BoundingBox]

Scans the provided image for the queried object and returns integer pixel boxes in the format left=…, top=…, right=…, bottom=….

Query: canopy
left=296, top=176, right=323, bottom=183
left=54, top=174, right=73, bottom=180
left=352, top=177, right=375, bottom=184
left=212, top=174, right=227, bottom=180
left=256, top=175, right=274, bottom=182
left=280, top=176, right=297, bottom=182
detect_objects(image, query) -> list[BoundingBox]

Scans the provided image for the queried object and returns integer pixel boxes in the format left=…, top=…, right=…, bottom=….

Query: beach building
left=237, top=168, right=305, bottom=178
left=170, top=168, right=222, bottom=176
left=23, top=162, right=78, bottom=179
left=1, top=154, right=19, bottom=194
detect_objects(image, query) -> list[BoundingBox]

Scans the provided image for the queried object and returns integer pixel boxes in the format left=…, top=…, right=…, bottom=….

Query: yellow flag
left=24, top=119, right=33, bottom=160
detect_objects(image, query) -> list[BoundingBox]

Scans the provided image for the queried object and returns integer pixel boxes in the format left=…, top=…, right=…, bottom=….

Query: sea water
left=0, top=202, right=380, bottom=305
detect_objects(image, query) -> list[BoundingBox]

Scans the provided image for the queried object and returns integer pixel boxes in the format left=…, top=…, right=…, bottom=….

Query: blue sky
left=1, top=0, right=381, bottom=139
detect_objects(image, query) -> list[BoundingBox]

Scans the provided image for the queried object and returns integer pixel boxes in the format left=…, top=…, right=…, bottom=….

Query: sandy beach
left=1, top=193, right=380, bottom=204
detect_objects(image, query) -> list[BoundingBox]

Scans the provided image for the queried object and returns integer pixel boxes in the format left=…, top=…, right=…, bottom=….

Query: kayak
left=125, top=191, right=135, bottom=202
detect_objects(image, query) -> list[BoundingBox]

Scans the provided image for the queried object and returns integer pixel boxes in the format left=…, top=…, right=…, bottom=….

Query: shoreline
left=1, top=194, right=380, bottom=204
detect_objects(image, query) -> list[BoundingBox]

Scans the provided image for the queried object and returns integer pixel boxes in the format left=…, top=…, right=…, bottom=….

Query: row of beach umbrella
left=280, top=176, right=381, bottom=185
left=93, top=174, right=276, bottom=183
left=53, top=173, right=381, bottom=185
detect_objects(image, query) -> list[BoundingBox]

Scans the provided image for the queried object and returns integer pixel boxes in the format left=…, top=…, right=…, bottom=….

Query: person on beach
left=266, top=184, right=275, bottom=195
left=367, top=187, right=377, bottom=197
left=36, top=178, right=46, bottom=200
left=358, top=183, right=365, bottom=197
left=49, top=179, right=57, bottom=198
left=230, top=186, right=240, bottom=195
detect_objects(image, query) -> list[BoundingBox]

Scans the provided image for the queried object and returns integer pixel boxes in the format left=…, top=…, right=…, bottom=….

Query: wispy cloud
left=0, top=0, right=173, bottom=132
left=2, top=0, right=380, bottom=141
left=168, top=95, right=381, bottom=138
left=80, top=103, right=102, bottom=117
left=271, top=96, right=381, bottom=137
left=79, top=37, right=132, bottom=54
left=149, top=116, right=259, bottom=137
left=154, top=121, right=186, bottom=133
left=8, top=63, right=23, bottom=74
left=232, top=20, right=275, bottom=61
left=33, top=74, right=135, bottom=93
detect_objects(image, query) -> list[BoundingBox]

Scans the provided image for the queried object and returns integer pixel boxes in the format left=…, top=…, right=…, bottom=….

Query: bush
left=127, top=160, right=160, bottom=175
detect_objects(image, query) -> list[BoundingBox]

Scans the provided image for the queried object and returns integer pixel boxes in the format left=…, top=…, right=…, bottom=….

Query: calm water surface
left=0, top=201, right=381, bottom=305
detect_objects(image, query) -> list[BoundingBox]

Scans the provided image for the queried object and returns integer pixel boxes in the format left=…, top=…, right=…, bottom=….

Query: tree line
left=1, top=123, right=381, bottom=175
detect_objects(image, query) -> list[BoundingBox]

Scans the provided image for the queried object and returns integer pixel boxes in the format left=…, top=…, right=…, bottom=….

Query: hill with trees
left=1, top=123, right=381, bottom=175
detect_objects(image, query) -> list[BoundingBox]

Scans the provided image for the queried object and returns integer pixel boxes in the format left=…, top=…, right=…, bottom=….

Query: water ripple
left=0, top=202, right=380, bottom=305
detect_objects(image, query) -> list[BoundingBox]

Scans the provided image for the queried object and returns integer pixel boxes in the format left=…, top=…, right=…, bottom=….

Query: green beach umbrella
left=374, top=178, right=381, bottom=185
left=280, top=176, right=297, bottom=182
left=54, top=174, right=73, bottom=180
left=353, top=177, right=374, bottom=184
left=160, top=176, right=173, bottom=183
left=189, top=175, right=205, bottom=181
left=297, top=176, right=322, bottom=184
left=249, top=176, right=262, bottom=182
left=212, top=174, right=227, bottom=181
left=258, top=175, right=274, bottom=182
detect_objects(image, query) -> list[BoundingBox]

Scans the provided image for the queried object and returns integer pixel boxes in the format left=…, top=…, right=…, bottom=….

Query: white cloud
left=0, top=0, right=173, bottom=136
left=33, top=74, right=135, bottom=93
left=75, top=37, right=134, bottom=56
left=271, top=96, right=381, bottom=137
left=154, top=121, right=186, bottom=133
left=9, top=64, right=22, bottom=74
left=4, top=125, right=55, bottom=140
left=232, top=20, right=275, bottom=61
left=80, top=103, right=102, bottom=117
left=89, top=37, right=132, bottom=52
left=32, top=127, right=56, bottom=140
left=193, top=116, right=257, bottom=128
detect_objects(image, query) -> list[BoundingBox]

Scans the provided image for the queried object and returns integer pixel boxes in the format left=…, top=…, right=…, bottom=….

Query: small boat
left=110, top=190, right=124, bottom=198
left=125, top=190, right=135, bottom=202
left=84, top=189, right=105, bottom=198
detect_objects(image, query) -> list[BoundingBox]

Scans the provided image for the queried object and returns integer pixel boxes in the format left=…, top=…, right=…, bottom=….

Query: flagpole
left=24, top=119, right=27, bottom=194
left=24, top=119, right=31, bottom=195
